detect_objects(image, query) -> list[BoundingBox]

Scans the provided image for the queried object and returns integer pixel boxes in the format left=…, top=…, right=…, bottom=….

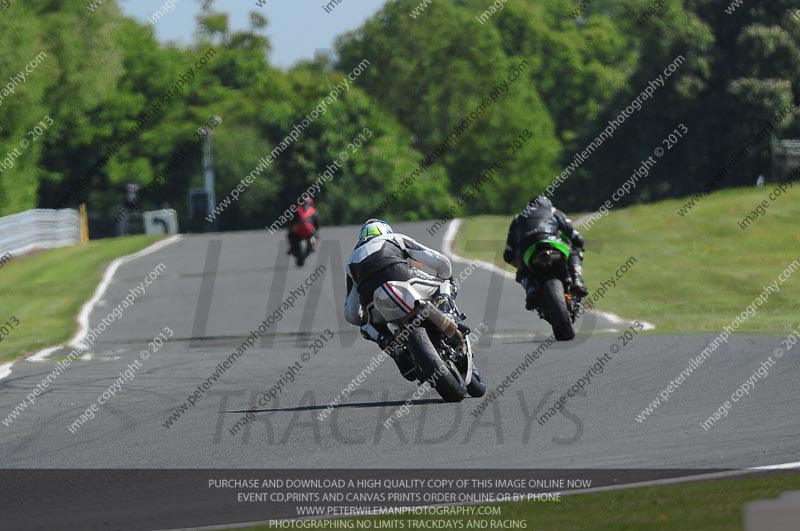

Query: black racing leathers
left=503, top=205, right=585, bottom=276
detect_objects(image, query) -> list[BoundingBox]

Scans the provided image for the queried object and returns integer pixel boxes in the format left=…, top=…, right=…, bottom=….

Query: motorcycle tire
left=407, top=327, right=466, bottom=402
left=295, top=240, right=308, bottom=267
left=467, top=370, right=487, bottom=398
left=543, top=278, right=575, bottom=341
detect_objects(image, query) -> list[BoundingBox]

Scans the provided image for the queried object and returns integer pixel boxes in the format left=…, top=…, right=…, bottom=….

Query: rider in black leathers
left=503, top=195, right=588, bottom=310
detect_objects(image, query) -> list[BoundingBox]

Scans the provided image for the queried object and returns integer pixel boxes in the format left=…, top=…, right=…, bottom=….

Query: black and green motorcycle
left=522, top=235, right=583, bottom=341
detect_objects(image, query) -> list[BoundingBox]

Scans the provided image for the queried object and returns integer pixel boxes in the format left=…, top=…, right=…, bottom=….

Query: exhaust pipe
left=420, top=302, right=464, bottom=346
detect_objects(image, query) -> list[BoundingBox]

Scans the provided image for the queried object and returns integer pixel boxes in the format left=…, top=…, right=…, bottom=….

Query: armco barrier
left=0, top=209, right=81, bottom=256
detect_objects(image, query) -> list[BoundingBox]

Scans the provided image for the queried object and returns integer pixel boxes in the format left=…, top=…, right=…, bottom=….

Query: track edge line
left=19, top=235, right=182, bottom=368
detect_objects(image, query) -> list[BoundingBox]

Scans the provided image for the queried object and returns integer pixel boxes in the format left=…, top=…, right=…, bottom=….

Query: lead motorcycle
left=523, top=235, right=583, bottom=341
left=289, top=235, right=317, bottom=267
left=373, top=278, right=486, bottom=402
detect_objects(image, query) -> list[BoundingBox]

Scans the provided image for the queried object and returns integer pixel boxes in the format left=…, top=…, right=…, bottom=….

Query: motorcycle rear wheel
left=542, top=278, right=575, bottom=341
left=295, top=239, right=309, bottom=267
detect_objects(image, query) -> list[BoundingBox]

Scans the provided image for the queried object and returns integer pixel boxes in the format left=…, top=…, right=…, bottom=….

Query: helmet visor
left=360, top=224, right=384, bottom=241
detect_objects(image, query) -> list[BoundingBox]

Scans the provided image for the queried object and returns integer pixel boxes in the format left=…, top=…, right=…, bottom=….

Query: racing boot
left=361, top=324, right=416, bottom=381
left=571, top=265, right=589, bottom=298
left=360, top=323, right=391, bottom=349
left=520, top=275, right=537, bottom=311
left=391, top=349, right=417, bottom=382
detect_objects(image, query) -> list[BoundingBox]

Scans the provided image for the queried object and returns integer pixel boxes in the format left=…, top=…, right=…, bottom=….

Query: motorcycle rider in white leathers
left=344, top=219, right=456, bottom=380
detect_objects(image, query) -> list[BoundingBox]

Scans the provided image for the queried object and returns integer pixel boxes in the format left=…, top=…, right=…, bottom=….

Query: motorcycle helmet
left=529, top=194, right=553, bottom=211
left=358, top=219, right=393, bottom=242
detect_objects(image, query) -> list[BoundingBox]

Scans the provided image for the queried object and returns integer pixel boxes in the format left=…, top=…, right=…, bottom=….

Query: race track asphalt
left=0, top=222, right=796, bottom=529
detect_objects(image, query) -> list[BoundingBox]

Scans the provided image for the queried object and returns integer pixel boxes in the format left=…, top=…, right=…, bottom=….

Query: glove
left=503, top=248, right=515, bottom=265
left=572, top=231, right=585, bottom=251
left=447, top=276, right=459, bottom=299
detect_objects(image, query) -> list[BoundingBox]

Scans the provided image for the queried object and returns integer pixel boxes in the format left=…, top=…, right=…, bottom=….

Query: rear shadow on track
left=228, top=398, right=442, bottom=415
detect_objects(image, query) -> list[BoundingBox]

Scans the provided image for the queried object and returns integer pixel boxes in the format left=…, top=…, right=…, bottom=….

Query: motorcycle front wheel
left=467, top=369, right=486, bottom=397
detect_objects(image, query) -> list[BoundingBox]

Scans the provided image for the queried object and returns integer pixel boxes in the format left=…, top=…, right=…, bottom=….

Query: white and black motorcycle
left=373, top=279, right=486, bottom=402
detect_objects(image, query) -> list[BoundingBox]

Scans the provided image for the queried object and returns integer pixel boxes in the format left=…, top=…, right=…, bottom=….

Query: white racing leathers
left=345, top=233, right=452, bottom=326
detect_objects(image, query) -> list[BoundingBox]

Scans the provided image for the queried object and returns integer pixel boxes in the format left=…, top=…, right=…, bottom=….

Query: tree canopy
left=0, top=0, right=797, bottom=229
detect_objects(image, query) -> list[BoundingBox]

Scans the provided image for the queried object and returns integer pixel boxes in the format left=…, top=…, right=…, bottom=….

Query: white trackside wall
left=0, top=209, right=81, bottom=257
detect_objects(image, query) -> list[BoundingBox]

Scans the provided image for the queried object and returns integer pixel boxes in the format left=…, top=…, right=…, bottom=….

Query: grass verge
left=453, top=188, right=800, bottom=333
left=223, top=472, right=800, bottom=531
left=0, top=235, right=162, bottom=363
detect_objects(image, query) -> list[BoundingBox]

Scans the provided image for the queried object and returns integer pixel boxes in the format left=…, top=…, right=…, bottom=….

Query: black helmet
left=529, top=194, right=552, bottom=211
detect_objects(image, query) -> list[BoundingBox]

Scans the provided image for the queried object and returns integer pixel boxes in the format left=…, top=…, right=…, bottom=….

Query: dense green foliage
left=559, top=0, right=800, bottom=208
left=0, top=0, right=797, bottom=229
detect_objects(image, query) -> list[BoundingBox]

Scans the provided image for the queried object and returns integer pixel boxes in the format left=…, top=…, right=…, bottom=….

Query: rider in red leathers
left=287, top=198, right=319, bottom=266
